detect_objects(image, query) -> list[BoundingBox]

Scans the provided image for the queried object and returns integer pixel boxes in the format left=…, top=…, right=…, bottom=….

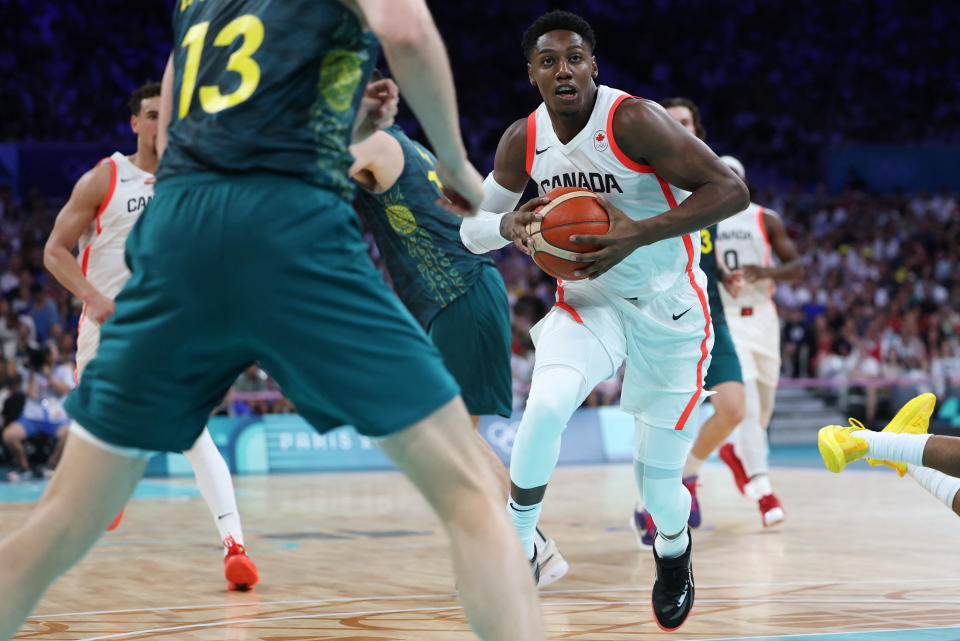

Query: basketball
left=528, top=186, right=610, bottom=280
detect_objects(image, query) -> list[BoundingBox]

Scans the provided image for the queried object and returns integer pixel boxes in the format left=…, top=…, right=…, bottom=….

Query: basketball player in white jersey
left=460, top=10, right=748, bottom=631
left=42, top=83, right=259, bottom=591
left=713, top=155, right=804, bottom=525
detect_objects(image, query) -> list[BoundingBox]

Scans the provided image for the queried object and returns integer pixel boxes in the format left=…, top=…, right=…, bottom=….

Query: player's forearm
left=767, top=260, right=805, bottom=283
left=43, top=245, right=100, bottom=304
left=638, top=178, right=748, bottom=246
left=380, top=18, right=467, bottom=168
left=460, top=211, right=509, bottom=254
left=157, top=55, right=173, bottom=160
left=459, top=174, right=523, bottom=254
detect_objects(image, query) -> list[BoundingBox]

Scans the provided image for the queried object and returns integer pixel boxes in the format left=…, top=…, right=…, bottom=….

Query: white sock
left=683, top=454, right=705, bottom=478
left=507, top=499, right=541, bottom=560
left=654, top=527, right=689, bottom=559
left=746, top=473, right=773, bottom=499
left=907, top=464, right=960, bottom=511
left=858, top=431, right=931, bottom=467
left=183, top=428, right=245, bottom=548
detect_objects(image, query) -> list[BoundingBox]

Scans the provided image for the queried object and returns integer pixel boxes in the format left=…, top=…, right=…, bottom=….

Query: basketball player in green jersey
left=0, top=2, right=545, bottom=640
left=350, top=111, right=569, bottom=586
left=632, top=97, right=746, bottom=544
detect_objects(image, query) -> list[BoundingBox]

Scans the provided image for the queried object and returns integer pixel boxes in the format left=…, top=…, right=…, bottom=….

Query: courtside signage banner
left=149, top=408, right=625, bottom=476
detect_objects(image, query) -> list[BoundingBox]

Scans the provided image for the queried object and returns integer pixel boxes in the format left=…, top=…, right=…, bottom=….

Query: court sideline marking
left=30, top=575, right=960, bottom=619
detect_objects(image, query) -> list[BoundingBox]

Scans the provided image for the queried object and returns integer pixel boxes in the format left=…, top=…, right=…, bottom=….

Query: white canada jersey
left=527, top=85, right=702, bottom=301
left=77, top=152, right=154, bottom=300
left=717, top=202, right=776, bottom=312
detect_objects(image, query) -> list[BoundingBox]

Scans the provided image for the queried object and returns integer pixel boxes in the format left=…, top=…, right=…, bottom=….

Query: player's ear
left=527, top=63, right=536, bottom=86
left=591, top=57, right=599, bottom=79
left=130, top=114, right=139, bottom=135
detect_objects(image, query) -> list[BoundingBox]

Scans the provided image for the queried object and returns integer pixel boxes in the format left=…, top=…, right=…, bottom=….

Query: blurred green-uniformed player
left=352, top=123, right=512, bottom=422
left=0, top=2, right=546, bottom=639
left=351, top=111, right=571, bottom=587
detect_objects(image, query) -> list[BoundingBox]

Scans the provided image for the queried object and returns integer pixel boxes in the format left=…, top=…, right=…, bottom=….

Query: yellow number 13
left=178, top=15, right=264, bottom=118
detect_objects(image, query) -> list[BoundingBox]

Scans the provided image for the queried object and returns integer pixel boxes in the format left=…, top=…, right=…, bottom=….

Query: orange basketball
left=528, top=186, right=610, bottom=281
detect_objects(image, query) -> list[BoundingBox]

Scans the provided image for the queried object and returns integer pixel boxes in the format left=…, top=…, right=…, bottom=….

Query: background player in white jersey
left=42, top=83, right=259, bottom=591
left=460, top=10, right=748, bottom=631
left=713, top=155, right=804, bottom=526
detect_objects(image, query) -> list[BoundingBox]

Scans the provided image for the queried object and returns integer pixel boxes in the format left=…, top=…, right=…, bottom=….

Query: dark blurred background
left=2, top=1, right=958, bottom=191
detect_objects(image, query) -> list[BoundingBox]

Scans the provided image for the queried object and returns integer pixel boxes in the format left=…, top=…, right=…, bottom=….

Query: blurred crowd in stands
left=3, top=1, right=958, bottom=186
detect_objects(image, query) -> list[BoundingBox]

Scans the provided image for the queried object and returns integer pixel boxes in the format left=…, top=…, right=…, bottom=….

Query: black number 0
left=723, top=250, right=739, bottom=271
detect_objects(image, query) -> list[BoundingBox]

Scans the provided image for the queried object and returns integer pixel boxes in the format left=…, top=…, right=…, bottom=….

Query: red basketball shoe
left=758, top=494, right=785, bottom=528
left=719, top=443, right=749, bottom=495
left=224, top=537, right=259, bottom=591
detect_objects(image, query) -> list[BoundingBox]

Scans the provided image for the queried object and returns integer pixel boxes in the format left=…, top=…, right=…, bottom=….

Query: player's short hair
left=660, top=97, right=707, bottom=141
left=522, top=10, right=597, bottom=61
left=128, top=82, right=161, bottom=116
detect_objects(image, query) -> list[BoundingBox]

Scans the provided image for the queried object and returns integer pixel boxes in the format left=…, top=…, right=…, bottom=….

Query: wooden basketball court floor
left=5, top=456, right=960, bottom=641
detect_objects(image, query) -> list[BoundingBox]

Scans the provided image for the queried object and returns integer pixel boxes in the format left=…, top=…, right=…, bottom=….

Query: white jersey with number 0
left=716, top=203, right=776, bottom=313
left=717, top=202, right=780, bottom=382
left=75, top=152, right=154, bottom=375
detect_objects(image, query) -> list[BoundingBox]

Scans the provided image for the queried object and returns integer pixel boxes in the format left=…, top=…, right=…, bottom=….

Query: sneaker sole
left=762, top=507, right=785, bottom=528
left=817, top=427, right=847, bottom=473
left=651, top=600, right=692, bottom=632
left=537, top=555, right=569, bottom=588
left=225, top=556, right=259, bottom=590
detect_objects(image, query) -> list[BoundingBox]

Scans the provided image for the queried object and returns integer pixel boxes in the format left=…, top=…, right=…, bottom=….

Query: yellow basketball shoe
left=866, top=393, right=937, bottom=476
left=818, top=423, right=869, bottom=473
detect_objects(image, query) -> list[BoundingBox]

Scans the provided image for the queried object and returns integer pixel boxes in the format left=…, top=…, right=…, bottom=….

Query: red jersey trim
left=606, top=95, right=655, bottom=173
left=94, top=157, right=117, bottom=235
left=555, top=280, right=583, bottom=323
left=650, top=171, right=711, bottom=430
left=756, top=205, right=774, bottom=267
left=525, top=111, right=537, bottom=176
left=674, top=233, right=712, bottom=430
left=80, top=246, right=92, bottom=276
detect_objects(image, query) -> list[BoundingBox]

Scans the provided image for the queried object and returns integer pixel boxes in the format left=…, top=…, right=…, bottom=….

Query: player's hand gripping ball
left=526, top=187, right=610, bottom=280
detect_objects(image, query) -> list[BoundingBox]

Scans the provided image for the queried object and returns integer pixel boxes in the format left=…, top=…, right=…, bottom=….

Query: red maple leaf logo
left=596, top=132, right=605, bottom=141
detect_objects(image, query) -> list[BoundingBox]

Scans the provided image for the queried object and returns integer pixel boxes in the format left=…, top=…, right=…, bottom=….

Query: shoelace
left=846, top=418, right=867, bottom=431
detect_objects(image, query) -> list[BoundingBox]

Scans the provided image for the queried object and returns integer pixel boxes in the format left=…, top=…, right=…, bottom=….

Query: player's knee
left=718, top=401, right=746, bottom=427
left=522, top=366, right=586, bottom=430
left=520, top=397, right=567, bottom=433
left=520, top=394, right=575, bottom=439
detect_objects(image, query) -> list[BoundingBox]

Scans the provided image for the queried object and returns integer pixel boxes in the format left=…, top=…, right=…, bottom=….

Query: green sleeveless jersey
left=355, top=126, right=495, bottom=328
left=699, top=224, right=726, bottom=326
left=158, top=0, right=378, bottom=200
